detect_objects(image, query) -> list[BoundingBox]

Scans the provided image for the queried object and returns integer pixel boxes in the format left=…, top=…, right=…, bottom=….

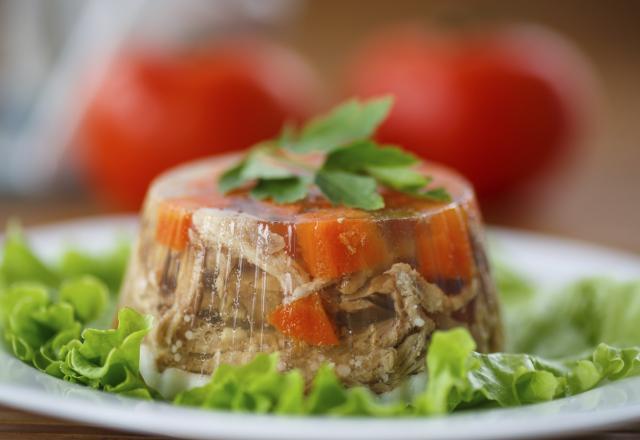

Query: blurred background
left=0, top=0, right=638, bottom=252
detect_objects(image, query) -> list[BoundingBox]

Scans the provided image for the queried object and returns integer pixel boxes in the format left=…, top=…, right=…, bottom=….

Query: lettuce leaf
left=59, top=276, right=109, bottom=324
left=413, top=329, right=640, bottom=414
left=306, top=366, right=405, bottom=416
left=63, top=308, right=153, bottom=397
left=0, top=269, right=153, bottom=397
left=495, top=265, right=640, bottom=358
left=174, top=354, right=405, bottom=416
left=413, top=328, right=477, bottom=414
left=1, top=222, right=129, bottom=294
left=58, top=242, right=130, bottom=293
left=493, top=259, right=535, bottom=306
left=1, top=222, right=59, bottom=287
left=175, top=353, right=306, bottom=414
left=173, top=327, right=640, bottom=417
left=0, top=283, right=75, bottom=362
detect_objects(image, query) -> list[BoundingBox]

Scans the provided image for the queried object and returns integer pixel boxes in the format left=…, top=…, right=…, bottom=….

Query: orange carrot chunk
left=155, top=199, right=194, bottom=251
left=269, top=293, right=339, bottom=346
left=155, top=195, right=229, bottom=251
left=416, top=206, right=474, bottom=282
left=295, top=209, right=387, bottom=279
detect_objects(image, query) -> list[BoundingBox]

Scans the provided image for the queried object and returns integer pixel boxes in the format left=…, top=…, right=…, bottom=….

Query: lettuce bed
left=1, top=224, right=639, bottom=416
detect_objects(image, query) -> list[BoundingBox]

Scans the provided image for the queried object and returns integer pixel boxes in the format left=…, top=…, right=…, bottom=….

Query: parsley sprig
left=218, top=96, right=451, bottom=210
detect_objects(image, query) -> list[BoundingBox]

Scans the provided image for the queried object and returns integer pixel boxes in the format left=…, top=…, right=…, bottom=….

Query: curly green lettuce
left=173, top=327, right=640, bottom=416
left=505, top=277, right=640, bottom=358
left=0, top=277, right=153, bottom=398
left=1, top=222, right=59, bottom=288
left=0, top=222, right=129, bottom=294
left=413, top=328, right=640, bottom=415
left=0, top=224, right=152, bottom=398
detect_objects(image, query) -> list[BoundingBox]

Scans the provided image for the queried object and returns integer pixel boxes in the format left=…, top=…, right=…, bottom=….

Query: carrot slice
left=416, top=206, right=474, bottom=282
left=269, top=293, right=339, bottom=346
left=295, top=209, right=387, bottom=279
left=155, top=195, right=228, bottom=251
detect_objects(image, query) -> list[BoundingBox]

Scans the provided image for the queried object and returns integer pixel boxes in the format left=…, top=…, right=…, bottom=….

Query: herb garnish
left=218, top=96, right=451, bottom=210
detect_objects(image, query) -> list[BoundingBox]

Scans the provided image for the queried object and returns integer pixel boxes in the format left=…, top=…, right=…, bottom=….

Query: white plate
left=1, top=215, right=640, bottom=440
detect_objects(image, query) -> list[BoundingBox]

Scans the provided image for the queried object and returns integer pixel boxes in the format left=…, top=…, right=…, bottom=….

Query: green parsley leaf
left=324, top=141, right=451, bottom=201
left=323, top=142, right=451, bottom=200
left=315, top=170, right=384, bottom=210
left=218, top=159, right=249, bottom=193
left=218, top=96, right=452, bottom=210
left=323, top=141, right=418, bottom=172
left=251, top=177, right=310, bottom=204
left=242, top=148, right=295, bottom=180
left=418, top=187, right=452, bottom=203
left=218, top=146, right=296, bottom=194
left=290, top=97, right=393, bottom=153
left=364, top=166, right=430, bottom=191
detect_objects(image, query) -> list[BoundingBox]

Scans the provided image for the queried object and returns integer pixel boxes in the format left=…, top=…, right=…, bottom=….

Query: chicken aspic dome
left=118, top=97, right=503, bottom=393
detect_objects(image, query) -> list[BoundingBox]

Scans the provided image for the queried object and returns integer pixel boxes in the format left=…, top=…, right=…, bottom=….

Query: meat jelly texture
left=119, top=154, right=503, bottom=392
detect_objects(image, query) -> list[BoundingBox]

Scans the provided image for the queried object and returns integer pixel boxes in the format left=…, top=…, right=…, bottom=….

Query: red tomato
left=78, top=39, right=322, bottom=210
left=345, top=26, right=595, bottom=197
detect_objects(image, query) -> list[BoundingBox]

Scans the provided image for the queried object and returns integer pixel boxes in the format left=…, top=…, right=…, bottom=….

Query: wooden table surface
left=0, top=406, right=166, bottom=439
left=1, top=404, right=640, bottom=440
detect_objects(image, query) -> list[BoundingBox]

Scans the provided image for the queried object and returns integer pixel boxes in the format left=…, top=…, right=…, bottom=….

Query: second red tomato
left=345, top=25, right=595, bottom=197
